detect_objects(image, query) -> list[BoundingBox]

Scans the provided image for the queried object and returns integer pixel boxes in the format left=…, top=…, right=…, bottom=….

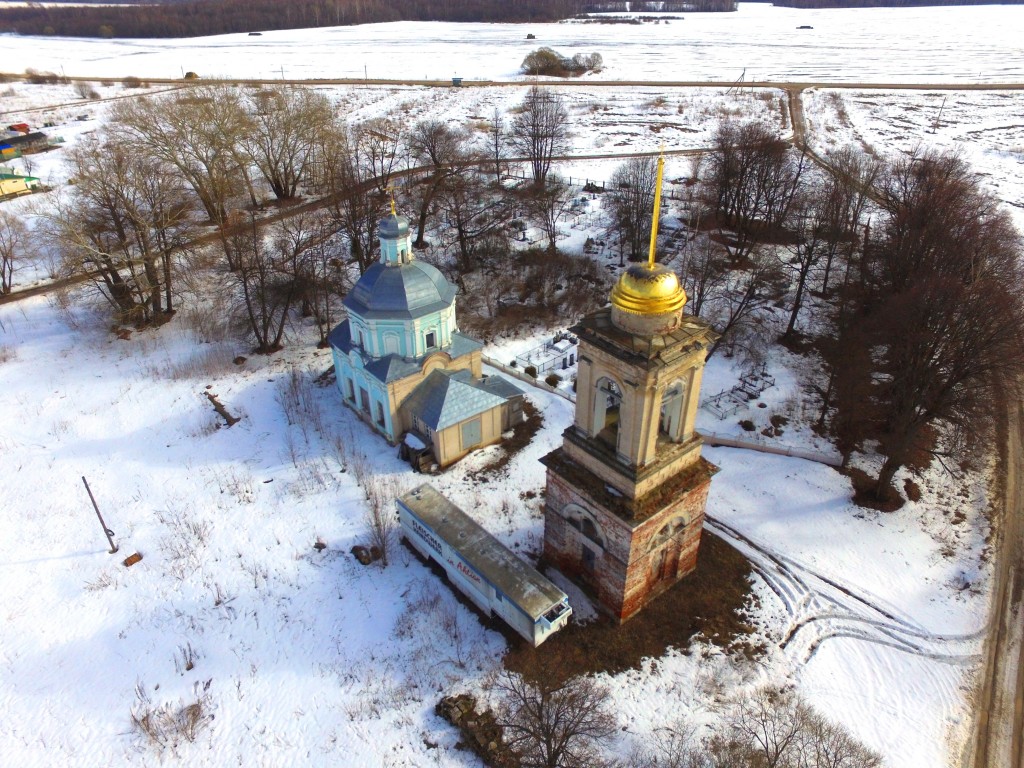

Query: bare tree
left=0, top=209, right=29, bottom=295
left=319, top=124, right=382, bottom=275
left=437, top=170, right=511, bottom=275
left=407, top=119, right=469, bottom=248
left=43, top=137, right=195, bottom=323
left=679, top=237, right=728, bottom=320
left=606, top=155, right=660, bottom=262
left=362, top=473, right=398, bottom=568
left=302, top=227, right=351, bottom=348
left=110, top=85, right=253, bottom=225
left=509, top=86, right=570, bottom=187
left=702, top=120, right=805, bottom=263
left=354, top=117, right=405, bottom=194
left=224, top=213, right=317, bottom=352
left=816, top=147, right=880, bottom=296
left=726, top=686, right=808, bottom=768
left=520, top=173, right=574, bottom=252
left=629, top=688, right=880, bottom=768
left=705, top=248, right=785, bottom=360
left=486, top=106, right=508, bottom=183
left=495, top=671, right=618, bottom=768
left=243, top=87, right=333, bottom=200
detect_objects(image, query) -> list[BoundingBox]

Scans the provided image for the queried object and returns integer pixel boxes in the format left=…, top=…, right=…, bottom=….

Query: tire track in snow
left=705, top=515, right=982, bottom=667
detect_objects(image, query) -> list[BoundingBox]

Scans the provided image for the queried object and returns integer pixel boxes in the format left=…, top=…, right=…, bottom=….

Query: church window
left=650, top=517, right=689, bottom=550
left=582, top=545, right=596, bottom=571
left=425, top=330, right=437, bottom=349
left=360, top=388, right=371, bottom=414
left=384, top=334, right=400, bottom=355
left=375, top=401, right=386, bottom=428
left=565, top=505, right=604, bottom=548
left=345, top=378, right=355, bottom=401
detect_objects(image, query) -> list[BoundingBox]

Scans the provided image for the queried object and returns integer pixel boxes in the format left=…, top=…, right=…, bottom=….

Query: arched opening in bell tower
left=659, top=379, right=687, bottom=444
left=592, top=376, right=623, bottom=450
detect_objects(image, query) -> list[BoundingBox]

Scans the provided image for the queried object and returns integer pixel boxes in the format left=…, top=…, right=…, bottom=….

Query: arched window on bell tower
left=591, top=376, right=623, bottom=451
left=659, top=379, right=687, bottom=444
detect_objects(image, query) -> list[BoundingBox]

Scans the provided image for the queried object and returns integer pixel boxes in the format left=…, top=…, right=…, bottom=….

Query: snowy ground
left=1, top=7, right=1018, bottom=766
left=0, top=284, right=990, bottom=767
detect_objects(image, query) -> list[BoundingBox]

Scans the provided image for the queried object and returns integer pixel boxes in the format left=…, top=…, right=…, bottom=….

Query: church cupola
left=378, top=207, right=414, bottom=266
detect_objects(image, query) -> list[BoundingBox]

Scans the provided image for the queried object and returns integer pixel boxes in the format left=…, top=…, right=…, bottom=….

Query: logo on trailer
left=407, top=515, right=443, bottom=556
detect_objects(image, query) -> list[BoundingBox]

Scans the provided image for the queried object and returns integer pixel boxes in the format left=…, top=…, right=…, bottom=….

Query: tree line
left=669, top=119, right=1024, bottom=503
left=481, top=671, right=881, bottom=768
left=28, top=84, right=603, bottom=352
left=0, top=0, right=586, bottom=38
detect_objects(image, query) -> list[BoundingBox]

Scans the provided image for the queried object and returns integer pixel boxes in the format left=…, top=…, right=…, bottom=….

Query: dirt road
left=964, top=400, right=1024, bottom=768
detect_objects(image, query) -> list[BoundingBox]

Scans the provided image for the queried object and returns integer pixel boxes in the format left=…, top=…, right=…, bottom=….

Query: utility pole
left=82, top=476, right=118, bottom=554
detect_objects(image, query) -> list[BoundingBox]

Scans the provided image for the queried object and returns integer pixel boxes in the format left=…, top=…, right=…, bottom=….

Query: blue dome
left=343, top=261, right=456, bottom=320
left=379, top=214, right=410, bottom=239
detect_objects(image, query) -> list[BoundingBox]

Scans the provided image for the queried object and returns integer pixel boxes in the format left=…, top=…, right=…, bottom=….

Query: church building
left=329, top=206, right=523, bottom=469
left=541, top=156, right=719, bottom=622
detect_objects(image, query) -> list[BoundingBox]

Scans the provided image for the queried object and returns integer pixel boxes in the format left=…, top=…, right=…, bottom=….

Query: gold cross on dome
left=385, top=184, right=397, bottom=216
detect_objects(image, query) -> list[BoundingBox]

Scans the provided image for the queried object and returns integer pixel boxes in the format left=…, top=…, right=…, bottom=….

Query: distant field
left=1, top=3, right=1022, bottom=83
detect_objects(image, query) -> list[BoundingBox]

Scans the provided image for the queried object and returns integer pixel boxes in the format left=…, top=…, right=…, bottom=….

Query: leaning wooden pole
left=82, top=476, right=118, bottom=554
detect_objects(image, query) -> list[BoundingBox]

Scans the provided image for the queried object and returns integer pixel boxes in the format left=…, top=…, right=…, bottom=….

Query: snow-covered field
left=0, top=3, right=1022, bottom=83
left=1, top=6, right=1018, bottom=766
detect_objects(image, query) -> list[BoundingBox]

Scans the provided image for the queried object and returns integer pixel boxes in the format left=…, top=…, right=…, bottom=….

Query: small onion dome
left=610, top=263, right=686, bottom=316
left=378, top=213, right=410, bottom=239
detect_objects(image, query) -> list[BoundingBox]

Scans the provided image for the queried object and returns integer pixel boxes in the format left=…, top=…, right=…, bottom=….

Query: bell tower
left=541, top=155, right=718, bottom=622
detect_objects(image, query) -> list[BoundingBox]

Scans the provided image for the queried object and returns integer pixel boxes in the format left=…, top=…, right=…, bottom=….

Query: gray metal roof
left=402, top=369, right=511, bottom=430
left=477, top=375, right=525, bottom=401
left=398, top=484, right=568, bottom=620
left=379, top=213, right=410, bottom=239
left=342, top=260, right=456, bottom=321
left=329, top=322, right=484, bottom=385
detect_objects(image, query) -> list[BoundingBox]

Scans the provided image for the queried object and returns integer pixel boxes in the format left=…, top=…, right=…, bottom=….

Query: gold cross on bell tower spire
left=647, top=146, right=665, bottom=270
left=385, top=184, right=398, bottom=216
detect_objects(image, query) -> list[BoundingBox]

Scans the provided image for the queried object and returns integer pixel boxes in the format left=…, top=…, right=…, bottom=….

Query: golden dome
left=609, top=263, right=687, bottom=316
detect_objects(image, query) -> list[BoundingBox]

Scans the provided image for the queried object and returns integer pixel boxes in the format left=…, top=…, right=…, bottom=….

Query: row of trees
left=36, top=84, right=582, bottom=348
left=678, top=118, right=1024, bottom=501
left=0, top=0, right=586, bottom=38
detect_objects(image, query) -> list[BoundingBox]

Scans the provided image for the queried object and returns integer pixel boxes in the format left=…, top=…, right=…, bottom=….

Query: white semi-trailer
left=397, top=484, right=572, bottom=647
